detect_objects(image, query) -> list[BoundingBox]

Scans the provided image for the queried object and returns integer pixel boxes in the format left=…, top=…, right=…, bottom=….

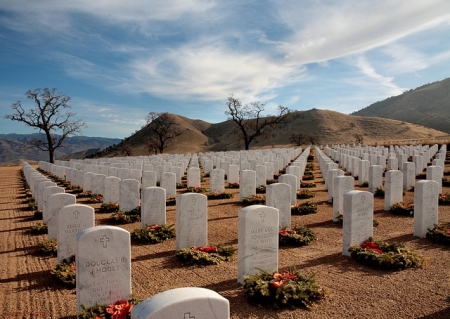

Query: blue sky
left=1, top=1, right=450, bottom=139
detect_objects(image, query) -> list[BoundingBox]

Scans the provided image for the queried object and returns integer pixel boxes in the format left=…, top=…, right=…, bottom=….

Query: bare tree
left=354, top=133, right=364, bottom=144
left=306, top=133, right=320, bottom=145
left=120, top=145, right=132, bottom=156
left=4, top=88, right=86, bottom=163
left=145, top=112, right=182, bottom=154
left=289, top=132, right=307, bottom=146
left=225, top=95, right=291, bottom=150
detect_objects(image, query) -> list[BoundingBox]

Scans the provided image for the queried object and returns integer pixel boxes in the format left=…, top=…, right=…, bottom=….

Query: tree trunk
left=48, top=148, right=55, bottom=164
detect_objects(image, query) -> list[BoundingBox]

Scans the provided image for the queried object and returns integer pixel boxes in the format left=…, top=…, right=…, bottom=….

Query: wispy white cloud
left=380, top=44, right=429, bottom=75
left=117, top=42, right=307, bottom=103
left=1, top=0, right=450, bottom=138
left=354, top=55, right=404, bottom=96
left=277, top=0, right=450, bottom=63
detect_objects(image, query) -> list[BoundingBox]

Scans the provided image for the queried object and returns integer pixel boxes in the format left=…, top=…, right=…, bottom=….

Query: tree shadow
left=131, top=249, right=176, bottom=263
left=0, top=269, right=70, bottom=292
left=286, top=252, right=395, bottom=277
left=303, top=219, right=341, bottom=229
left=0, top=226, right=33, bottom=233
left=208, top=215, right=237, bottom=222
left=417, top=307, right=450, bottom=319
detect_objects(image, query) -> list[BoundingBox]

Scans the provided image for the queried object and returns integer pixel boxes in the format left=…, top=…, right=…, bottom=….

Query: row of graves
left=316, top=143, right=448, bottom=252
left=20, top=142, right=449, bottom=318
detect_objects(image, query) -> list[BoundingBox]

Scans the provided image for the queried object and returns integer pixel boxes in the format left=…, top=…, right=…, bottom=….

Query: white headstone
left=333, top=176, right=354, bottom=221
left=103, top=176, right=121, bottom=204
left=238, top=205, right=279, bottom=284
left=210, top=169, right=225, bottom=193
left=161, top=172, right=177, bottom=198
left=368, top=165, right=383, bottom=194
left=414, top=180, right=439, bottom=237
left=119, top=179, right=140, bottom=212
left=358, top=160, right=370, bottom=186
left=227, top=165, right=239, bottom=184
left=266, top=183, right=291, bottom=228
left=131, top=287, right=229, bottom=319
left=278, top=174, right=297, bottom=205
left=57, top=204, right=95, bottom=263
left=176, top=193, right=208, bottom=250
left=426, top=165, right=443, bottom=194
left=255, top=165, right=267, bottom=187
left=47, top=193, right=77, bottom=240
left=342, top=191, right=373, bottom=256
left=91, top=174, right=106, bottom=196
left=403, top=162, right=416, bottom=190
left=141, top=187, right=166, bottom=227
left=187, top=167, right=201, bottom=188
left=75, top=226, right=131, bottom=311
left=43, top=186, right=65, bottom=221
left=239, top=170, right=256, bottom=202
left=142, top=171, right=157, bottom=189
left=384, top=170, right=403, bottom=210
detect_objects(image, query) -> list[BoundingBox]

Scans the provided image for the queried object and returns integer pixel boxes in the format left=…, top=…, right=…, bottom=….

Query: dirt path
left=0, top=157, right=449, bottom=318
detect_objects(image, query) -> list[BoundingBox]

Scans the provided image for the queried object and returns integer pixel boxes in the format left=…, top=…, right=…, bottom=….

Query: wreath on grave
left=267, top=179, right=277, bottom=185
left=300, top=181, right=316, bottom=188
left=389, top=202, right=414, bottom=216
left=256, top=185, right=266, bottom=194
left=291, top=201, right=317, bottom=215
left=374, top=186, right=385, bottom=197
left=206, top=192, right=233, bottom=200
left=132, top=224, right=176, bottom=244
left=33, top=209, right=43, bottom=220
left=86, top=193, right=104, bottom=204
left=99, top=203, right=120, bottom=213
left=426, top=223, right=450, bottom=246
left=31, top=222, right=48, bottom=234
left=76, top=191, right=93, bottom=199
left=348, top=237, right=426, bottom=270
left=78, top=297, right=142, bottom=319
left=438, top=194, right=450, bottom=205
left=68, top=185, right=83, bottom=194
left=242, top=194, right=266, bottom=206
left=302, top=172, right=315, bottom=180
left=243, top=269, right=325, bottom=309
left=50, top=255, right=76, bottom=287
left=165, top=197, right=176, bottom=206
left=38, top=238, right=57, bottom=255
left=296, top=189, right=315, bottom=199
left=185, top=186, right=208, bottom=194
left=175, top=245, right=236, bottom=266
left=27, top=200, right=37, bottom=211
left=110, top=207, right=141, bottom=224
left=443, top=178, right=450, bottom=187
left=279, top=226, right=317, bottom=246
left=227, top=182, right=240, bottom=188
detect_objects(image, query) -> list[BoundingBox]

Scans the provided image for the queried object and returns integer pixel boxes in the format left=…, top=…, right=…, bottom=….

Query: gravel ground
left=0, top=154, right=449, bottom=319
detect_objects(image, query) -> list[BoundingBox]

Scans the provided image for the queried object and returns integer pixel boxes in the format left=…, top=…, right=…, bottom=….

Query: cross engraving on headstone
left=73, top=210, right=80, bottom=219
left=100, top=235, right=110, bottom=248
left=260, top=212, right=266, bottom=222
left=184, top=313, right=195, bottom=319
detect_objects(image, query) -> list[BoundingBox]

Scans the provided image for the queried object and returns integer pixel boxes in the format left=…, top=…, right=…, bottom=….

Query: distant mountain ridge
left=94, top=109, right=448, bottom=158
left=352, top=77, right=450, bottom=134
left=0, top=133, right=121, bottom=163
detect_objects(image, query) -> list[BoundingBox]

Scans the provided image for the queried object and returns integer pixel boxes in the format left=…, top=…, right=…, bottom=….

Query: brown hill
left=92, top=110, right=448, bottom=158
left=352, top=77, right=450, bottom=134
